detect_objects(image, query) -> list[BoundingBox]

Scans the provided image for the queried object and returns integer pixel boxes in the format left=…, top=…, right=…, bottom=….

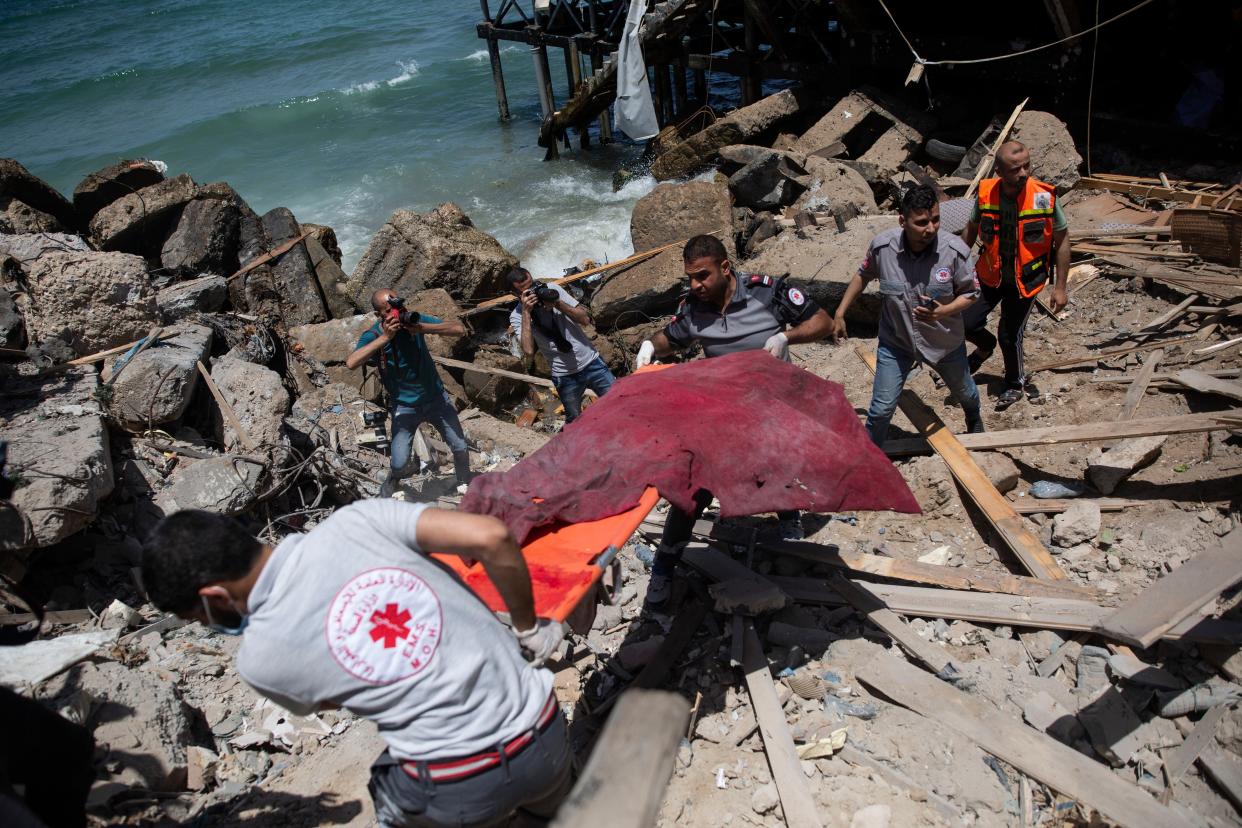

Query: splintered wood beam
left=856, top=347, right=1068, bottom=581
left=431, top=355, right=555, bottom=388
left=196, top=360, right=257, bottom=451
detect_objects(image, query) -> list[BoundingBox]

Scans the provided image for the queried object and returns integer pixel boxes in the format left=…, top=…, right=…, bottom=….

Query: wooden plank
left=1194, top=334, right=1242, bottom=355
left=1198, top=744, right=1242, bottom=812
left=857, top=652, right=1196, bottom=828
left=1092, top=368, right=1242, bottom=384
left=741, top=621, right=824, bottom=828
left=1028, top=335, right=1197, bottom=373
left=196, top=360, right=258, bottom=451
left=1137, top=297, right=1198, bottom=333
left=1012, top=498, right=1144, bottom=514
left=947, top=411, right=1242, bottom=451
left=829, top=574, right=956, bottom=675
left=102, top=325, right=163, bottom=384
left=1071, top=226, right=1172, bottom=239
left=1171, top=369, right=1242, bottom=403
left=1036, top=631, right=1089, bottom=678
left=966, top=99, right=1028, bottom=199
left=431, top=354, right=555, bottom=388
left=550, top=689, right=689, bottom=828
left=1162, top=702, right=1230, bottom=785
left=857, top=348, right=1068, bottom=581
left=684, top=517, right=1096, bottom=600
left=226, top=230, right=311, bottom=282
left=1096, top=532, right=1242, bottom=648
left=1078, top=176, right=1239, bottom=210
left=1116, top=349, right=1162, bottom=422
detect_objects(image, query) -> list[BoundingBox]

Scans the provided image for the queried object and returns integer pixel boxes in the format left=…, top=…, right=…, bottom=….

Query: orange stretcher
left=432, top=486, right=660, bottom=622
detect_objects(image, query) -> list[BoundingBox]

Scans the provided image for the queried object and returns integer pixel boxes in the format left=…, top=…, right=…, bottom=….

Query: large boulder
left=72, top=159, right=165, bottom=225
left=729, top=152, right=809, bottom=212
left=1088, top=436, right=1165, bottom=495
left=792, top=89, right=931, bottom=176
left=160, top=193, right=241, bottom=276
left=407, top=288, right=464, bottom=359
left=24, top=251, right=160, bottom=354
left=0, top=232, right=91, bottom=270
left=288, top=313, right=374, bottom=387
left=1009, top=111, right=1083, bottom=192
left=348, top=203, right=517, bottom=305
left=157, top=274, right=228, bottom=322
left=306, top=235, right=357, bottom=318
left=737, top=214, right=898, bottom=322
left=651, top=88, right=816, bottom=181
left=303, top=223, right=342, bottom=265
left=88, top=174, right=199, bottom=254
left=630, top=180, right=734, bottom=254
left=0, top=368, right=114, bottom=551
left=262, top=207, right=328, bottom=326
left=793, top=157, right=878, bottom=215
left=591, top=246, right=686, bottom=330
left=1, top=199, right=64, bottom=234
left=107, top=323, right=213, bottom=430
left=227, top=191, right=281, bottom=315
left=461, top=350, right=529, bottom=412
left=0, top=158, right=77, bottom=232
left=0, top=287, right=24, bottom=348
left=208, top=352, right=290, bottom=451
left=153, top=455, right=265, bottom=516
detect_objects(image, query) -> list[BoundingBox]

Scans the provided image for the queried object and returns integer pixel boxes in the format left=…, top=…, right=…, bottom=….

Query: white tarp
left=613, top=0, right=659, bottom=140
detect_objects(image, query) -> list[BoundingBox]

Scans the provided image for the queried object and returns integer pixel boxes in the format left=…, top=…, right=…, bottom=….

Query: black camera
left=358, top=410, right=390, bottom=453
left=386, top=296, right=421, bottom=326
left=525, top=284, right=559, bottom=304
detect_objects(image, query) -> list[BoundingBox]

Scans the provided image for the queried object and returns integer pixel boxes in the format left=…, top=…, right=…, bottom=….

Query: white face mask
left=201, top=595, right=248, bottom=636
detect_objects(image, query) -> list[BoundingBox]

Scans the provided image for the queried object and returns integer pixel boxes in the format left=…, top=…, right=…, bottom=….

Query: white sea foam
left=145, top=158, right=168, bottom=174
left=462, top=45, right=521, bottom=63
left=342, top=59, right=419, bottom=95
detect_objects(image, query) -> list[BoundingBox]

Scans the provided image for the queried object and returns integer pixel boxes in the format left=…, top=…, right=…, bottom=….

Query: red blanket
left=460, top=350, right=920, bottom=543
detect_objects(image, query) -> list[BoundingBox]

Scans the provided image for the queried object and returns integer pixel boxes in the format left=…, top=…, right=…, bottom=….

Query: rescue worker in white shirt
left=634, top=234, right=835, bottom=606
left=960, top=140, right=1071, bottom=410
left=141, top=502, right=568, bottom=828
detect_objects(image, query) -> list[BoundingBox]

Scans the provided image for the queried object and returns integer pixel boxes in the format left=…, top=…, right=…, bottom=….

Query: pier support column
left=742, top=7, right=761, bottom=105
left=591, top=47, right=613, bottom=144
left=486, top=30, right=510, bottom=121
left=531, top=42, right=559, bottom=159
left=672, top=60, right=687, bottom=120
left=693, top=67, right=707, bottom=105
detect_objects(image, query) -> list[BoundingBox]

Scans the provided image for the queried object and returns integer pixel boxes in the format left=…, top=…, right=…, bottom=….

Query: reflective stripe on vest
left=974, top=177, right=1056, bottom=299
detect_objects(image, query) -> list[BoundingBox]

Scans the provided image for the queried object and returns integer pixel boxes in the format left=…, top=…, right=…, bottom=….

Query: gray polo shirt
left=662, top=272, right=820, bottom=360
left=509, top=283, right=599, bottom=377
left=859, top=228, right=977, bottom=364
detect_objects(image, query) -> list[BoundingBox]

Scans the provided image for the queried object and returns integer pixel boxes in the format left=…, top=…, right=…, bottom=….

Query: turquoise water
left=0, top=0, right=657, bottom=276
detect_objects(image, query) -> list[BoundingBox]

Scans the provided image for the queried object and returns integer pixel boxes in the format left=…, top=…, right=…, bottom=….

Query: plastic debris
left=795, top=727, right=847, bottom=759
left=1030, top=480, right=1087, bottom=499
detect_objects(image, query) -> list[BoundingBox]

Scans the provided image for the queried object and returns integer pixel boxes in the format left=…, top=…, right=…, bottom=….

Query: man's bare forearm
left=420, top=320, right=466, bottom=337
left=519, top=310, right=536, bottom=358
left=834, top=273, right=867, bottom=319
left=558, top=301, right=591, bottom=327
left=786, top=308, right=834, bottom=344
left=345, top=337, right=385, bottom=370
left=1054, top=230, right=1070, bottom=288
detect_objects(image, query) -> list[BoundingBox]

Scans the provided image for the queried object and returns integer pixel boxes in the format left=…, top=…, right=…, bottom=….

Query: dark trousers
left=654, top=489, right=795, bottom=574
left=369, top=708, right=572, bottom=828
left=0, top=687, right=94, bottom=828
left=962, top=278, right=1037, bottom=389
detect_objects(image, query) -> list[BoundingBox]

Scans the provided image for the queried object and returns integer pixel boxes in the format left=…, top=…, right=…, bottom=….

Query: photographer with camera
left=347, top=288, right=473, bottom=497
left=507, top=267, right=614, bottom=425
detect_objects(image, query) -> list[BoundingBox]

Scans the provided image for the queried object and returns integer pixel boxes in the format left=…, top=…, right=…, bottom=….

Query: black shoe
left=968, top=348, right=994, bottom=374
left=965, top=412, right=986, bottom=434
left=378, top=474, right=397, bottom=499
left=995, top=387, right=1023, bottom=411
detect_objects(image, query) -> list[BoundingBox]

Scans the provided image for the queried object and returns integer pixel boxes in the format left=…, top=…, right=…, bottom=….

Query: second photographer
left=507, top=267, right=614, bottom=424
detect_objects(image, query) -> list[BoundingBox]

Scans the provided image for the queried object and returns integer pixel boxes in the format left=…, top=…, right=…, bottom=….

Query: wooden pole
left=591, top=47, right=613, bottom=143
left=742, top=6, right=761, bottom=104
left=568, top=38, right=588, bottom=148
left=196, top=360, right=257, bottom=451
left=485, top=29, right=511, bottom=121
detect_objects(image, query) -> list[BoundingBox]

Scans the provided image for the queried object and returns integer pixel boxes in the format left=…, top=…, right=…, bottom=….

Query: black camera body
left=358, top=410, right=390, bottom=453
left=386, top=296, right=421, bottom=326
left=526, top=284, right=559, bottom=304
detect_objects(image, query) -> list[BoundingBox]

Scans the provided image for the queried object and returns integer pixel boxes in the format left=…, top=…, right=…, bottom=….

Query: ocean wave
left=535, top=172, right=657, bottom=204
left=342, top=59, right=419, bottom=95
left=92, top=67, right=138, bottom=82
left=461, top=45, right=521, bottom=63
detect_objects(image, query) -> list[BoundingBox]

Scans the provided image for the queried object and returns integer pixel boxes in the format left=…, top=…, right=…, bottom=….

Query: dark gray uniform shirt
left=662, top=272, right=820, bottom=360
left=859, top=228, right=977, bottom=364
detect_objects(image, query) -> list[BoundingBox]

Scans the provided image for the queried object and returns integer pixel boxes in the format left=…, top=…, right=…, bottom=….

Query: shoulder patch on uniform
left=1034, top=191, right=1052, bottom=210
left=934, top=267, right=952, bottom=283
left=787, top=286, right=806, bottom=306
left=749, top=273, right=773, bottom=287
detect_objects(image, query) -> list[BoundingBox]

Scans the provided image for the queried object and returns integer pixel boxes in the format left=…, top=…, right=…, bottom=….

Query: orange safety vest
left=974, top=177, right=1057, bottom=298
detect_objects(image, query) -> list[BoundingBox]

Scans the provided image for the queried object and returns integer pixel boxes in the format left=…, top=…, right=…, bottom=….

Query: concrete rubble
left=1, top=84, right=1241, bottom=828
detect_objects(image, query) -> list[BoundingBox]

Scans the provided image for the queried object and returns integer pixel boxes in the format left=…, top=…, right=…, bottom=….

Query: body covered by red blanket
left=460, top=350, right=920, bottom=543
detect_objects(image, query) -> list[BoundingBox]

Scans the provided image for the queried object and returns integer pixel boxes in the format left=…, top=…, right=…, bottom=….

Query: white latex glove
left=635, top=340, right=656, bottom=370
left=763, top=332, right=789, bottom=360
left=515, top=619, right=564, bottom=667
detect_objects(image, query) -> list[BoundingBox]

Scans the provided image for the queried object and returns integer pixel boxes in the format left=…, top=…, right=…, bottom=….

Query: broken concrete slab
left=591, top=245, right=687, bottom=331
left=107, top=323, right=213, bottom=430
left=0, top=157, right=78, bottom=232
left=262, top=207, right=329, bottom=326
left=160, top=193, right=241, bottom=276
left=157, top=274, right=228, bottom=322
left=347, top=203, right=517, bottom=305
left=792, top=89, right=931, bottom=176
left=729, top=152, right=809, bottom=212
left=969, top=451, right=1020, bottom=494
left=1078, top=689, right=1145, bottom=766
left=306, top=235, right=356, bottom=319
left=0, top=368, right=116, bottom=551
left=72, top=158, right=165, bottom=224
left=793, top=157, right=878, bottom=216
left=1008, top=111, right=1082, bottom=193
left=710, top=577, right=789, bottom=615
left=208, top=351, right=290, bottom=451
left=0, top=629, right=119, bottom=689
left=1052, top=500, right=1101, bottom=547
left=302, top=223, right=342, bottom=265
left=651, top=88, right=816, bottom=181
left=88, top=173, right=199, bottom=254
left=629, top=180, right=734, bottom=255
left=153, top=455, right=265, bottom=516
left=1088, top=436, right=1166, bottom=495
left=23, top=250, right=161, bottom=355
left=0, top=286, right=23, bottom=348
left=0, top=232, right=91, bottom=269
left=288, top=312, right=376, bottom=391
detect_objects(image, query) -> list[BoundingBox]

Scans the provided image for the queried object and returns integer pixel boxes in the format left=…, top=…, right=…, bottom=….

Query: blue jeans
left=866, top=341, right=980, bottom=446
left=390, top=390, right=469, bottom=480
left=550, top=356, right=615, bottom=423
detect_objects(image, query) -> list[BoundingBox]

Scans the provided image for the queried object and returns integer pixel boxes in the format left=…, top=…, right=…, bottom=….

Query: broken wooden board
left=550, top=689, right=689, bottom=828
left=1116, top=349, right=1163, bottom=422
left=829, top=574, right=955, bottom=676
left=857, top=347, right=1067, bottom=581
left=1028, top=335, right=1198, bottom=373
left=950, top=411, right=1242, bottom=451
left=431, top=354, right=555, bottom=388
left=741, top=620, right=824, bottom=828
left=1198, top=743, right=1242, bottom=812
left=1096, top=532, right=1242, bottom=648
left=1162, top=702, right=1231, bottom=786
left=857, top=651, right=1196, bottom=828
left=1170, top=369, right=1242, bottom=403
left=1091, top=368, right=1242, bottom=385
left=1010, top=498, right=1144, bottom=514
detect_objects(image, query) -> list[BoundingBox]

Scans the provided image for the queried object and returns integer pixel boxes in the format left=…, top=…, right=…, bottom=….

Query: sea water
left=0, top=0, right=662, bottom=278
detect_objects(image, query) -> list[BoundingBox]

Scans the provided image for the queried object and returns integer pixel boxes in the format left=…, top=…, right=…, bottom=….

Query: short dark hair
left=142, top=510, right=263, bottom=613
left=682, top=234, right=727, bottom=263
left=900, top=184, right=939, bottom=218
left=505, top=267, right=530, bottom=287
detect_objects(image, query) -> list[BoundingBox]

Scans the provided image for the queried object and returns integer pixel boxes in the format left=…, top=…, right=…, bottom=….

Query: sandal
left=994, top=387, right=1023, bottom=411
